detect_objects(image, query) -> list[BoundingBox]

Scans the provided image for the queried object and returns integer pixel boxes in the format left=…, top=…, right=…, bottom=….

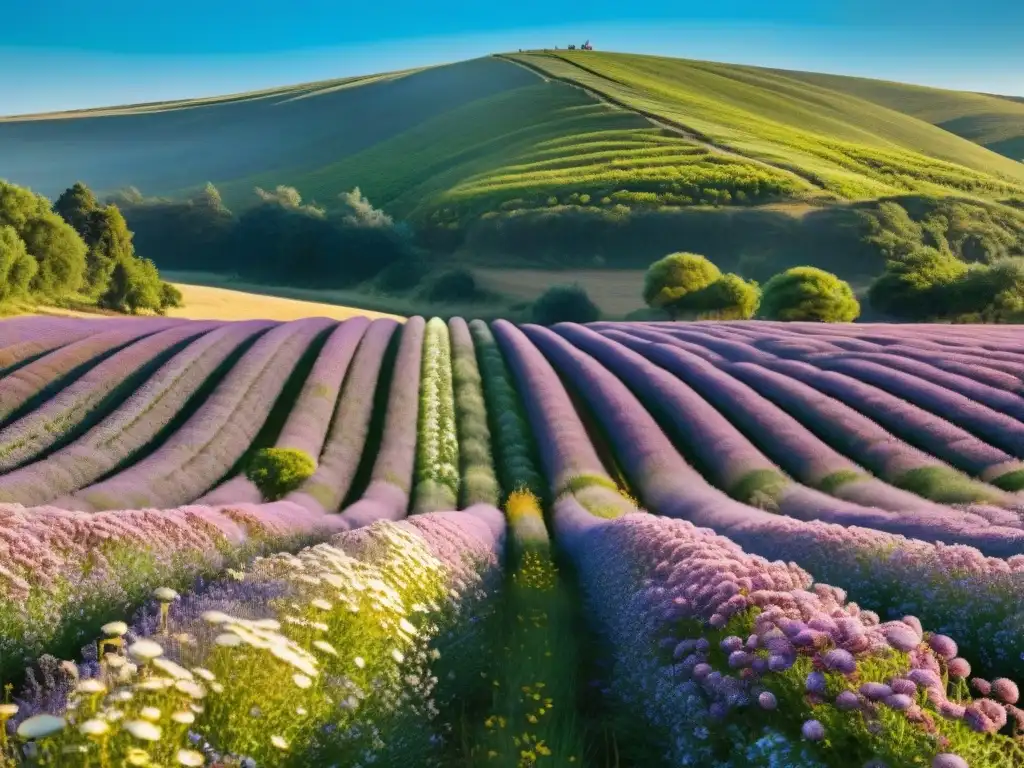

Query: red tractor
left=582, top=40, right=593, bottom=50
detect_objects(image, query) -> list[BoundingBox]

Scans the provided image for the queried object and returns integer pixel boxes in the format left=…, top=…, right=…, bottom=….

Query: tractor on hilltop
left=566, top=41, right=594, bottom=51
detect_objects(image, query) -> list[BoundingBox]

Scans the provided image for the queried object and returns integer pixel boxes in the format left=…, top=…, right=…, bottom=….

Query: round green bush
left=759, top=266, right=860, bottom=322
left=246, top=447, right=317, bottom=501
left=531, top=284, right=601, bottom=325
left=643, top=252, right=722, bottom=310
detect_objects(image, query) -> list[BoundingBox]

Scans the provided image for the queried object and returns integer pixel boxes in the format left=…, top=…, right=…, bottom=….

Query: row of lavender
left=493, top=319, right=1024, bottom=766
left=0, top=314, right=513, bottom=766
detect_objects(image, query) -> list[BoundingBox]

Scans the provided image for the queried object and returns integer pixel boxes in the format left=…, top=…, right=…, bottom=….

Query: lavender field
left=2, top=315, right=1024, bottom=767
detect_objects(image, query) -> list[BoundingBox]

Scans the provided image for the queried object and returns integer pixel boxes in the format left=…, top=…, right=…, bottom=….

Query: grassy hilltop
left=2, top=51, right=1023, bottom=317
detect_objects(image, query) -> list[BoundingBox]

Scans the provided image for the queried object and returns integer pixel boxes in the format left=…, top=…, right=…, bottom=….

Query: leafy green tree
left=0, top=225, right=37, bottom=302
left=643, top=252, right=722, bottom=316
left=247, top=448, right=317, bottom=501
left=160, top=282, right=183, bottom=310
left=868, top=248, right=968, bottom=320
left=678, top=273, right=761, bottom=320
left=54, top=182, right=99, bottom=238
left=532, top=284, right=601, bottom=325
left=953, top=258, right=1024, bottom=322
left=0, top=180, right=87, bottom=296
left=759, top=266, right=860, bottom=322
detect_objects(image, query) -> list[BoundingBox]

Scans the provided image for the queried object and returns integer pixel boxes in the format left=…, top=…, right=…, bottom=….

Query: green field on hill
left=2, top=50, right=1023, bottom=318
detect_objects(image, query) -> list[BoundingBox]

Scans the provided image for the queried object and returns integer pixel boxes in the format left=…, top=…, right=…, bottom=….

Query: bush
left=867, top=248, right=969, bottom=320
left=674, top=272, right=761, bottom=320
left=0, top=225, right=38, bottom=302
left=531, top=284, right=601, bottom=325
left=643, top=252, right=722, bottom=311
left=246, top=447, right=317, bottom=501
left=759, top=266, right=860, bottom=322
left=159, top=281, right=183, bottom=310
left=0, top=180, right=87, bottom=297
left=423, top=268, right=482, bottom=303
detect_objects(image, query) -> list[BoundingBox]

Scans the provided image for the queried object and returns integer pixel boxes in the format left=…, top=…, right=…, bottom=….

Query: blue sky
left=2, top=0, right=1022, bottom=115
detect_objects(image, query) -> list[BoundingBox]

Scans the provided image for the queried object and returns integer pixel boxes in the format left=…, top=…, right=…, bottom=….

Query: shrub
left=674, top=272, right=761, bottom=320
left=531, top=284, right=601, bottom=325
left=423, top=268, right=482, bottom=303
left=159, top=281, right=183, bottom=310
left=759, top=266, right=860, bottom=322
left=643, top=252, right=722, bottom=311
left=867, top=247, right=968, bottom=320
left=0, top=225, right=38, bottom=302
left=245, top=447, right=317, bottom=501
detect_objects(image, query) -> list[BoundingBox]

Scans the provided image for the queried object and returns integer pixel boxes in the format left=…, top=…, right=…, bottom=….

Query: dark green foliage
left=728, top=469, right=788, bottom=507
left=118, top=184, right=419, bottom=290
left=469, top=320, right=546, bottom=501
left=759, top=266, right=860, bottom=322
left=246, top=447, right=317, bottom=502
left=160, top=282, right=184, bottom=309
left=531, top=284, right=601, bottom=325
left=0, top=180, right=87, bottom=297
left=423, top=268, right=483, bottom=303
left=643, top=252, right=721, bottom=310
left=0, top=225, right=38, bottom=301
left=868, top=248, right=969, bottom=320
left=671, top=272, right=761, bottom=320
left=53, top=182, right=99, bottom=238
left=816, top=469, right=865, bottom=494
left=894, top=465, right=1006, bottom=505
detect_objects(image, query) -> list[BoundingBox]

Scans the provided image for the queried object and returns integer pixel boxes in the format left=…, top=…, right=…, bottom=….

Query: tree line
left=111, top=183, right=420, bottom=289
left=0, top=179, right=180, bottom=314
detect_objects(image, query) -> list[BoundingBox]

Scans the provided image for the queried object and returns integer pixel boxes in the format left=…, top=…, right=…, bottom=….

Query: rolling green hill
left=761, top=68, right=1024, bottom=163
left=2, top=50, right=1023, bottom=318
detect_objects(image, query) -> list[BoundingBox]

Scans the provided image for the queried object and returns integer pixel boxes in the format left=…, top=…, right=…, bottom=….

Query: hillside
left=2, top=51, right=1023, bottom=318
left=763, top=67, right=1024, bottom=163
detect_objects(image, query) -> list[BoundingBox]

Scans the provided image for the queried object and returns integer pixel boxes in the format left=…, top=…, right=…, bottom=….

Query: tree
left=759, top=266, right=860, bottom=322
left=867, top=248, right=968, bottom=320
left=684, top=273, right=761, bottom=320
left=0, top=180, right=87, bottom=297
left=99, top=255, right=164, bottom=314
left=53, top=182, right=99, bottom=238
left=643, top=252, right=722, bottom=315
left=531, top=284, right=601, bottom=325
left=0, top=225, right=37, bottom=302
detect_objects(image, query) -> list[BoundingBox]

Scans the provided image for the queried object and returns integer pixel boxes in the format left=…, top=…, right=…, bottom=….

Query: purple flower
left=927, top=634, right=958, bottom=661
left=758, top=691, right=777, bottom=710
left=835, top=691, right=860, bottom=711
left=801, top=720, right=825, bottom=741
left=992, top=678, right=1020, bottom=705
left=947, top=658, right=971, bottom=679
left=822, top=648, right=856, bottom=674
left=884, top=694, right=914, bottom=711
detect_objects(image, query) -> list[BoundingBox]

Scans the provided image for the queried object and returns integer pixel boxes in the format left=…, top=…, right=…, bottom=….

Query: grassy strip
left=412, top=318, right=460, bottom=514
left=448, top=318, right=500, bottom=508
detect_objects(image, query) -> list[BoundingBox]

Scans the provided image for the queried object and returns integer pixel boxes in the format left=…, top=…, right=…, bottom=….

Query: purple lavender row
left=800, top=350, right=1024, bottom=432
left=598, top=323, right=1024, bottom=493
left=533, top=324, right=1023, bottom=547
left=513, top=327, right=1024, bottom=679
left=335, top=316, right=426, bottom=530
left=199, top=317, right=372, bottom=505
left=491, top=320, right=637, bottom=519
left=590, top=327, right=965, bottom=516
left=0, top=316, right=182, bottom=353
left=722, top=325, right=1024, bottom=384
left=0, top=319, right=188, bottom=425
left=0, top=320, right=114, bottom=374
left=802, top=356, right=1024, bottom=457
left=560, top=509, right=1024, bottom=767
left=715, top=360, right=1014, bottom=509
left=286, top=318, right=401, bottom=513
left=0, top=321, right=271, bottom=506
left=63, top=318, right=334, bottom=511
left=751, top=358, right=1024, bottom=494
left=712, top=321, right=1024, bottom=359
left=0, top=497, right=349, bottom=684
left=0, top=322, right=220, bottom=474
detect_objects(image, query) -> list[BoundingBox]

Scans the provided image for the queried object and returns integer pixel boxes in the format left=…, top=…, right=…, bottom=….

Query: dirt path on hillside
left=495, top=53, right=829, bottom=193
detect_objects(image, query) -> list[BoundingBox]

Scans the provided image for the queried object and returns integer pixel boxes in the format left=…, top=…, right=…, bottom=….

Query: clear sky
left=2, top=0, right=1022, bottom=115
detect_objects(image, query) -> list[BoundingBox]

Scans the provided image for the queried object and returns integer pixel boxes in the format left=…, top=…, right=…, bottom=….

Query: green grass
left=507, top=51, right=1024, bottom=200
left=765, top=67, right=1024, bottom=163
